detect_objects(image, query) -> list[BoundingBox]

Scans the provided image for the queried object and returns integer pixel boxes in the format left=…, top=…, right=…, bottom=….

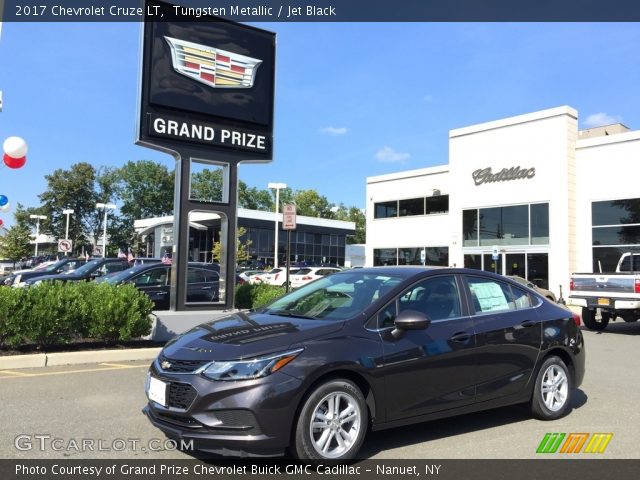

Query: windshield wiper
left=268, top=310, right=317, bottom=320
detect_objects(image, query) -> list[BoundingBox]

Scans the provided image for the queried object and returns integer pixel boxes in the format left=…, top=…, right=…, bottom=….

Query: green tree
left=331, top=204, right=366, bottom=244
left=38, top=162, right=98, bottom=254
left=0, top=224, right=32, bottom=264
left=239, top=183, right=274, bottom=210
left=212, top=227, right=252, bottom=263
left=293, top=189, right=333, bottom=218
left=115, top=160, right=174, bottom=220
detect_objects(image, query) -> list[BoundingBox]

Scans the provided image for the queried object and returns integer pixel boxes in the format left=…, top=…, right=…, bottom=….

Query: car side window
left=376, top=301, right=398, bottom=329
left=134, top=268, right=168, bottom=287
left=510, top=285, right=534, bottom=309
left=399, top=275, right=461, bottom=321
left=466, top=277, right=517, bottom=314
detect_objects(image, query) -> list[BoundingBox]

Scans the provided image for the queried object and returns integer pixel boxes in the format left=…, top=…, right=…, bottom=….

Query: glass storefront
left=374, top=247, right=449, bottom=266
left=464, top=251, right=549, bottom=289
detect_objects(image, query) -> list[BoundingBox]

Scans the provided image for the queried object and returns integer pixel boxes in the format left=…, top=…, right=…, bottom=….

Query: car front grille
left=159, top=356, right=209, bottom=373
left=167, top=382, right=197, bottom=410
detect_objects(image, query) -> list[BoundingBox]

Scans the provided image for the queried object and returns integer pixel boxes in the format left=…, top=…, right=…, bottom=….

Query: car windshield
left=261, top=271, right=404, bottom=321
left=102, top=265, right=150, bottom=284
left=294, top=268, right=312, bottom=275
left=40, top=259, right=68, bottom=272
left=68, top=259, right=103, bottom=275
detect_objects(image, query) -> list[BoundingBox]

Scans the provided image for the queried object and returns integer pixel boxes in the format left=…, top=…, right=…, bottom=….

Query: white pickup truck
left=569, top=253, right=640, bottom=331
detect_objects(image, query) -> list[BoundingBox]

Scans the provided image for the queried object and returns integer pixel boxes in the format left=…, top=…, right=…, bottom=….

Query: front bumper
left=143, top=362, right=303, bottom=456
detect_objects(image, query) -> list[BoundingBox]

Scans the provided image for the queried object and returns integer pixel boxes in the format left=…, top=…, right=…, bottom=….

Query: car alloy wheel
left=540, top=364, right=568, bottom=412
left=531, top=356, right=572, bottom=420
left=294, top=379, right=367, bottom=460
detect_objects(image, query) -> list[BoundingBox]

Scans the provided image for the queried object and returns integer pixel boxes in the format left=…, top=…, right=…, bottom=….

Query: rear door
left=377, top=274, right=477, bottom=420
left=132, top=266, right=170, bottom=309
left=462, top=275, right=542, bottom=402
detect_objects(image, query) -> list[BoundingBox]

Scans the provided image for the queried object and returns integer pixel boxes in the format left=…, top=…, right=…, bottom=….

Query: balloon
left=3, top=154, right=26, bottom=169
left=0, top=195, right=6, bottom=206
left=0, top=202, right=10, bottom=212
left=3, top=137, right=28, bottom=158
left=0, top=219, right=3, bottom=227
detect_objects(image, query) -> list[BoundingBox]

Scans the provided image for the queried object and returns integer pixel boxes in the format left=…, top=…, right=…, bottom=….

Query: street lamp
left=268, top=182, right=287, bottom=268
left=96, top=203, right=116, bottom=258
left=29, top=214, right=47, bottom=257
left=63, top=209, right=74, bottom=255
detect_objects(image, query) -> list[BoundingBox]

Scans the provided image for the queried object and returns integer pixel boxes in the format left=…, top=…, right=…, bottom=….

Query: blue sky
left=1, top=21, right=640, bottom=227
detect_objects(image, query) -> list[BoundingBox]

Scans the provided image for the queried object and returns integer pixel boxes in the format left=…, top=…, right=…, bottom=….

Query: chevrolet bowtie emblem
left=165, top=36, right=262, bottom=89
left=161, top=360, right=171, bottom=370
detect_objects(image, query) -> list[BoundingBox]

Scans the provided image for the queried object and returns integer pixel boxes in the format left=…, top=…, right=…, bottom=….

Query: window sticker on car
left=470, top=282, right=509, bottom=312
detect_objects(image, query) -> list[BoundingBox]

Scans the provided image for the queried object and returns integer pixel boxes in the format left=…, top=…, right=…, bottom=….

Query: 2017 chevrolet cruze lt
left=144, top=267, right=585, bottom=460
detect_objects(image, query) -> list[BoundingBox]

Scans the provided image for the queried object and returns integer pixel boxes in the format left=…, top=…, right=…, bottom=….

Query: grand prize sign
left=137, top=0, right=275, bottom=310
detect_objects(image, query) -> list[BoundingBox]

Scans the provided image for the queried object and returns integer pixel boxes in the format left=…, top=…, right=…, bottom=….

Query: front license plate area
left=148, top=376, right=167, bottom=407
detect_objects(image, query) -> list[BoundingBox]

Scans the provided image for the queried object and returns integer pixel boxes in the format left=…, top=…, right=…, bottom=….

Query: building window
left=374, top=248, right=397, bottom=266
left=398, top=198, right=424, bottom=217
left=463, top=203, right=548, bottom=247
left=530, top=203, right=549, bottom=245
left=463, top=209, right=479, bottom=247
left=374, top=201, right=398, bottom=219
left=426, top=195, right=449, bottom=214
left=592, top=198, right=640, bottom=271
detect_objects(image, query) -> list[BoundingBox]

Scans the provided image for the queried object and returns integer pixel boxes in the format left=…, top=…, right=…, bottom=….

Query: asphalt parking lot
left=0, top=322, right=638, bottom=460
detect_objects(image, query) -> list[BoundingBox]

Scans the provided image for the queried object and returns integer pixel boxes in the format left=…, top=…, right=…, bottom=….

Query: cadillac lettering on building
left=472, top=166, right=536, bottom=186
left=150, top=115, right=268, bottom=152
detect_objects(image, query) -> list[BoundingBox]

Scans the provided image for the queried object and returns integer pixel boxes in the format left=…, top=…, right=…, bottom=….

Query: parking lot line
left=0, top=362, right=144, bottom=380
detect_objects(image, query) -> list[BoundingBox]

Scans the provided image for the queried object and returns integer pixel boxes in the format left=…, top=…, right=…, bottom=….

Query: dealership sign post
left=282, top=204, right=296, bottom=292
left=136, top=0, right=275, bottom=310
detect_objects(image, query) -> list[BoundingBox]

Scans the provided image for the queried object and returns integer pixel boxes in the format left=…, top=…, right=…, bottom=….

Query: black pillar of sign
left=170, top=150, right=239, bottom=311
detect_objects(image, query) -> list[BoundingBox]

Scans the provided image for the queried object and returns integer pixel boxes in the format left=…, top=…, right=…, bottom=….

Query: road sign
left=492, top=245, right=500, bottom=260
left=420, top=248, right=426, bottom=264
left=58, top=239, right=73, bottom=253
left=283, top=203, right=297, bottom=230
left=93, top=246, right=103, bottom=257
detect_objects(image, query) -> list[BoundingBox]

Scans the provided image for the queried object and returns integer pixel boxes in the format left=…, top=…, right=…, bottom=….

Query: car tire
left=581, top=307, right=609, bottom=331
left=531, top=356, right=572, bottom=420
left=293, top=379, right=367, bottom=461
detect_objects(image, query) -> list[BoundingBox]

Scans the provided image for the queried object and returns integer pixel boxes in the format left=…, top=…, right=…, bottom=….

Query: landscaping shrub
left=0, top=281, right=154, bottom=348
left=234, top=283, right=286, bottom=310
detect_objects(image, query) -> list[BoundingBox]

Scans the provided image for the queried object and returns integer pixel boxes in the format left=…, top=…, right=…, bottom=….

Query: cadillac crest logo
left=165, top=36, right=262, bottom=89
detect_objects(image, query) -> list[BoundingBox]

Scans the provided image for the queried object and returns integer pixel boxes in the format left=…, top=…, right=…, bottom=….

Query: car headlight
left=200, top=348, right=303, bottom=381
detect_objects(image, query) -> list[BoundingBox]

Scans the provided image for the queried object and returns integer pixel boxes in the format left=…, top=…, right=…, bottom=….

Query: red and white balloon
left=3, top=136, right=28, bottom=169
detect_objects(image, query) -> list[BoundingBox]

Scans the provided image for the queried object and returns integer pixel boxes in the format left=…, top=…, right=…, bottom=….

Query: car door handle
left=450, top=332, right=471, bottom=342
left=520, top=320, right=536, bottom=328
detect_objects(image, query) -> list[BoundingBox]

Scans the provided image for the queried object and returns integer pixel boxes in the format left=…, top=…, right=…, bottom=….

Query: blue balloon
left=0, top=195, right=7, bottom=206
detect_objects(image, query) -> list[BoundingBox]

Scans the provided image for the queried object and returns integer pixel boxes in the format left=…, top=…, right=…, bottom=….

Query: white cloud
left=319, top=126, right=348, bottom=135
left=583, top=112, right=622, bottom=128
left=375, top=146, right=411, bottom=164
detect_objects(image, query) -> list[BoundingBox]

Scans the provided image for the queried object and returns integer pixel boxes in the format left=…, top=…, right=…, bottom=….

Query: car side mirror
left=391, top=309, right=431, bottom=339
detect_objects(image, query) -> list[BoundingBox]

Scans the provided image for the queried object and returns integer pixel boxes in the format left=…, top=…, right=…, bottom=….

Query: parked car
left=569, top=252, right=640, bottom=331
left=237, top=269, right=264, bottom=283
left=21, top=258, right=131, bottom=286
left=99, top=262, right=222, bottom=309
left=260, top=267, right=302, bottom=286
left=290, top=266, right=341, bottom=289
left=144, top=267, right=585, bottom=460
left=507, top=275, right=557, bottom=302
left=7, top=257, right=88, bottom=287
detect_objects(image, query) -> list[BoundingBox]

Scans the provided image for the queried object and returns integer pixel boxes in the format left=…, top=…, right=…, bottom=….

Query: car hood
left=161, top=311, right=344, bottom=361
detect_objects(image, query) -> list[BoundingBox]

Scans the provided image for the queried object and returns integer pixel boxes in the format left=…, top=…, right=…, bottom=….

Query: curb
left=0, top=347, right=161, bottom=371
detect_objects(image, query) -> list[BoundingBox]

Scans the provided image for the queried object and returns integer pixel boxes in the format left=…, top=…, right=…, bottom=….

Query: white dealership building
left=366, top=106, right=640, bottom=299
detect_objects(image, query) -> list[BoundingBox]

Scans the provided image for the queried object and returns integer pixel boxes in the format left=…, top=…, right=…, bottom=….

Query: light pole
left=63, top=209, right=74, bottom=255
left=268, top=182, right=287, bottom=268
left=96, top=203, right=116, bottom=258
left=29, top=214, right=47, bottom=257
